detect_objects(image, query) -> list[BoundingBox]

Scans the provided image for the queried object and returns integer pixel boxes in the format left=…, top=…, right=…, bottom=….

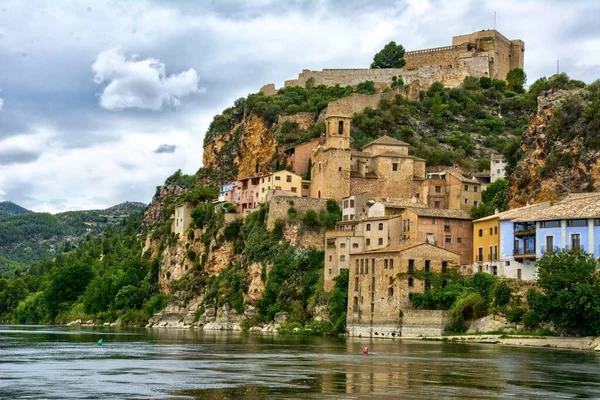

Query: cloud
left=154, top=144, right=177, bottom=154
left=0, top=149, right=40, bottom=165
left=92, top=47, right=204, bottom=111
left=0, top=97, right=3, bottom=111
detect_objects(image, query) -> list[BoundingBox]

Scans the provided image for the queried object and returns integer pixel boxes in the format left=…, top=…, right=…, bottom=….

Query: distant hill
left=0, top=202, right=31, bottom=219
left=0, top=201, right=146, bottom=270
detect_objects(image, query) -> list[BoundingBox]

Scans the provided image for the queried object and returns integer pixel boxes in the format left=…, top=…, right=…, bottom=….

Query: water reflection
left=0, top=325, right=599, bottom=399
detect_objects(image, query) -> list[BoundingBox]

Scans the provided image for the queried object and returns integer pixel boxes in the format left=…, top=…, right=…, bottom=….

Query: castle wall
left=266, top=195, right=328, bottom=230
left=404, top=44, right=466, bottom=72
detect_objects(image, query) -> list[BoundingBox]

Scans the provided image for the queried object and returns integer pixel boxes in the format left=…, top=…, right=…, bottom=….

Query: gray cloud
left=0, top=149, right=40, bottom=165
left=92, top=47, right=204, bottom=111
left=154, top=144, right=177, bottom=154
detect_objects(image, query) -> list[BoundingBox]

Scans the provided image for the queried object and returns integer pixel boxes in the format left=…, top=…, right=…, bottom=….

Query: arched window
left=384, top=259, right=388, bottom=269
left=371, top=259, right=375, bottom=273
left=478, top=229, right=483, bottom=237
left=408, top=277, right=414, bottom=287
left=490, top=227, right=493, bottom=235
left=389, top=259, right=394, bottom=269
left=366, top=224, right=371, bottom=231
left=355, top=260, right=359, bottom=275
left=378, top=223, right=384, bottom=230
left=388, top=276, right=393, bottom=285
left=318, top=190, right=321, bottom=198
left=378, top=238, right=383, bottom=245
left=338, top=120, right=344, bottom=135
left=366, top=239, right=371, bottom=246
left=388, top=287, right=394, bottom=297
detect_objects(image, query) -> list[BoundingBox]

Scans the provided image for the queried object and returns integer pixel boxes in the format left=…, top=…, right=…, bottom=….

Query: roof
left=353, top=242, right=461, bottom=257
left=372, top=152, right=426, bottom=161
left=361, top=135, right=409, bottom=150
left=351, top=150, right=372, bottom=158
left=407, top=207, right=472, bottom=220
left=512, top=193, right=600, bottom=222
left=473, top=202, right=552, bottom=223
left=375, top=198, right=427, bottom=209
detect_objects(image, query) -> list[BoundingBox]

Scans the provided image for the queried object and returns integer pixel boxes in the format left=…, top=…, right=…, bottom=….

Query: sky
left=0, top=0, right=599, bottom=213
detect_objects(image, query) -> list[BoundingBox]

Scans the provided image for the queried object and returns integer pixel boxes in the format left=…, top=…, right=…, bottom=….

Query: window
left=378, top=223, right=384, bottom=231
left=366, top=224, right=371, bottom=231
left=545, top=236, right=554, bottom=253
left=494, top=226, right=498, bottom=235
left=474, top=186, right=479, bottom=192
left=343, top=200, right=349, bottom=208
left=426, top=234, right=435, bottom=245
left=318, top=163, right=322, bottom=172
left=506, top=261, right=510, bottom=266
left=366, top=239, right=371, bottom=246
left=371, top=276, right=375, bottom=289
left=442, top=261, right=448, bottom=273
left=275, top=176, right=281, bottom=181
left=445, top=236, right=452, bottom=243
left=302, top=184, right=309, bottom=189
left=474, top=201, right=478, bottom=207
left=328, top=268, right=332, bottom=275
left=352, top=243, right=359, bottom=248
left=392, top=163, right=398, bottom=171
left=595, top=219, right=600, bottom=226
left=432, top=218, right=436, bottom=225
left=567, top=219, right=587, bottom=227
left=424, top=280, right=431, bottom=292
left=478, top=229, right=483, bottom=237
left=384, top=259, right=388, bottom=269
left=355, top=277, right=359, bottom=290
left=338, top=167, right=342, bottom=172
left=329, top=255, right=332, bottom=262
left=464, top=185, right=469, bottom=191
left=434, top=201, right=440, bottom=208
left=340, top=243, right=346, bottom=248
left=408, top=259, right=415, bottom=273
left=541, top=220, right=560, bottom=228
left=388, top=287, right=394, bottom=297
left=355, top=260, right=359, bottom=274
left=408, top=277, right=414, bottom=287
left=477, top=247, right=483, bottom=262
left=571, top=233, right=581, bottom=250
left=371, top=303, right=375, bottom=313
left=490, top=228, right=493, bottom=235
left=372, top=259, right=375, bottom=273
left=435, top=186, right=441, bottom=193
left=425, top=260, right=431, bottom=272
left=338, top=120, right=344, bottom=135
left=517, top=269, right=522, bottom=280
left=286, top=175, right=292, bottom=183
left=291, top=187, right=297, bottom=193
left=465, top=198, right=469, bottom=204
left=318, top=191, right=321, bottom=198
left=378, top=238, right=383, bottom=245
left=389, top=259, right=394, bottom=269
left=340, top=255, right=345, bottom=262
left=458, top=220, right=464, bottom=227
left=457, top=237, right=462, bottom=243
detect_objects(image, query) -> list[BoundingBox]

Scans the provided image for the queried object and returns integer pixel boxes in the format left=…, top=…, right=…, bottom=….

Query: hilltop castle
left=262, top=30, right=524, bottom=95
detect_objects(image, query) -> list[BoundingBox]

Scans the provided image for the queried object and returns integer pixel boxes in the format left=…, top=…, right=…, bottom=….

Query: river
left=1, top=325, right=599, bottom=399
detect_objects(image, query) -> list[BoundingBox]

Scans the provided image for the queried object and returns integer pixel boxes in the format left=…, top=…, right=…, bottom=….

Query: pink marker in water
left=363, top=347, right=369, bottom=355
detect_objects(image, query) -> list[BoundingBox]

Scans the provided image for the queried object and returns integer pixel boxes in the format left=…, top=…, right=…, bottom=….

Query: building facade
left=490, top=153, right=507, bottom=182
left=420, top=170, right=482, bottom=211
left=257, top=170, right=303, bottom=203
left=346, top=243, right=461, bottom=337
left=171, top=204, right=192, bottom=235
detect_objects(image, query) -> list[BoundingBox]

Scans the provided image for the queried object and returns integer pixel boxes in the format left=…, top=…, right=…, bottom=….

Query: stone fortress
left=262, top=30, right=524, bottom=97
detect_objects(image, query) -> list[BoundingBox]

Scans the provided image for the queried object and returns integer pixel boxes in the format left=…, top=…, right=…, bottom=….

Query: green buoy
left=97, top=338, right=103, bottom=346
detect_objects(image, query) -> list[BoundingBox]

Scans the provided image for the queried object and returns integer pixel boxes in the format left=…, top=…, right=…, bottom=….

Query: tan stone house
left=171, top=204, right=192, bottom=235
left=347, top=243, right=460, bottom=337
left=420, top=169, right=482, bottom=211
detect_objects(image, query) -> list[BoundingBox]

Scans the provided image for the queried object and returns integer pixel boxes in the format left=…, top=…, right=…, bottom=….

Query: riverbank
left=415, top=334, right=600, bottom=352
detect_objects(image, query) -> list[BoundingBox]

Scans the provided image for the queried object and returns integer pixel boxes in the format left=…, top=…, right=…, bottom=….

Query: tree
left=528, top=251, right=600, bottom=336
left=481, top=179, right=509, bottom=212
left=506, top=68, right=527, bottom=93
left=370, top=41, right=406, bottom=69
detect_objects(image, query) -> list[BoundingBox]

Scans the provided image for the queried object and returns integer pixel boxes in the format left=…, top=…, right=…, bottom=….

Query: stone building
left=324, top=215, right=402, bottom=291
left=420, top=169, right=482, bottom=211
left=341, top=193, right=370, bottom=221
left=400, top=207, right=473, bottom=267
left=284, top=138, right=320, bottom=176
left=346, top=243, right=461, bottom=337
left=171, top=204, right=192, bottom=235
left=272, top=30, right=524, bottom=95
left=309, top=116, right=426, bottom=202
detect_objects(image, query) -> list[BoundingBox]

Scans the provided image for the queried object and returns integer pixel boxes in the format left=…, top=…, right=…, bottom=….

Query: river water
left=1, top=325, right=600, bottom=399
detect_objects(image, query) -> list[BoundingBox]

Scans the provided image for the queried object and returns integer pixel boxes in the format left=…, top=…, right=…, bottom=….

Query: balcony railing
left=488, top=253, right=498, bottom=261
left=541, top=245, right=560, bottom=254
left=565, top=245, right=585, bottom=252
left=514, top=228, right=535, bottom=237
left=514, top=247, right=536, bottom=257
left=476, top=255, right=484, bottom=262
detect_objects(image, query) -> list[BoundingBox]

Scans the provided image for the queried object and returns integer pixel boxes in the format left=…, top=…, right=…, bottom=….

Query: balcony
left=514, top=223, right=536, bottom=237
left=565, top=245, right=585, bottom=253
left=488, top=253, right=498, bottom=261
left=541, top=245, right=559, bottom=254
left=514, top=247, right=536, bottom=259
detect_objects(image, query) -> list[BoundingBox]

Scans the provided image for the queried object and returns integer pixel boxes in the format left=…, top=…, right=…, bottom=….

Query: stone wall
left=325, top=93, right=395, bottom=118
left=346, top=323, right=401, bottom=338
left=266, top=195, right=328, bottom=230
left=401, top=309, right=449, bottom=337
left=278, top=112, right=317, bottom=131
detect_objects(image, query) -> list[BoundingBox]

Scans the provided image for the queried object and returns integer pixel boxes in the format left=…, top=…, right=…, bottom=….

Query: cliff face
left=510, top=87, right=600, bottom=206
left=202, top=114, right=278, bottom=180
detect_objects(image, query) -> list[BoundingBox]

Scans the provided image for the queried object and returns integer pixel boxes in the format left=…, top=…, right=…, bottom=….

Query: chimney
left=494, top=209, right=499, bottom=215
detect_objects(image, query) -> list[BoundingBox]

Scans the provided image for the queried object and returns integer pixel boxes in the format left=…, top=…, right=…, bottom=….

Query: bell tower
left=325, top=115, right=351, bottom=149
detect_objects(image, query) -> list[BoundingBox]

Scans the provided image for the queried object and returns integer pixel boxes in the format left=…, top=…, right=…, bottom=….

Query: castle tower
left=325, top=115, right=351, bottom=149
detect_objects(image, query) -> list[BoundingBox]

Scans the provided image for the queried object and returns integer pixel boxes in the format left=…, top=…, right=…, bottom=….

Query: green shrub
left=448, top=292, right=488, bottom=332
left=492, top=281, right=511, bottom=307
left=507, top=306, right=526, bottom=323
left=522, top=311, right=540, bottom=330
left=287, top=207, right=298, bottom=219
left=302, top=209, right=320, bottom=229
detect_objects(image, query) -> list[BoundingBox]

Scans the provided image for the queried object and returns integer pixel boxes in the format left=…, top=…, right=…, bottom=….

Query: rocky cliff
left=510, top=82, right=600, bottom=206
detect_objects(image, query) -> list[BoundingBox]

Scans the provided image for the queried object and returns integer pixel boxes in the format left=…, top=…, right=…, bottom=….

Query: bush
left=522, top=311, right=540, bottom=330
left=287, top=207, right=298, bottom=219
left=492, top=281, right=511, bottom=307
left=302, top=210, right=320, bottom=229
left=506, top=306, right=526, bottom=323
left=448, top=292, right=488, bottom=332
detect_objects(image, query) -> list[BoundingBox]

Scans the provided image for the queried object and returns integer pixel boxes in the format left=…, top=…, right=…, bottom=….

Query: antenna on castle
left=493, top=12, right=496, bottom=30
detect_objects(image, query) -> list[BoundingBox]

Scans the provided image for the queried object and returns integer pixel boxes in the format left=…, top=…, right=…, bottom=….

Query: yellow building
left=257, top=170, right=303, bottom=203
left=472, top=214, right=501, bottom=275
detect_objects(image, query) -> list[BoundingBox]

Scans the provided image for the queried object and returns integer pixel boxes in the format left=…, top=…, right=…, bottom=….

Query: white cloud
left=92, top=47, right=204, bottom=111
left=0, top=97, right=3, bottom=111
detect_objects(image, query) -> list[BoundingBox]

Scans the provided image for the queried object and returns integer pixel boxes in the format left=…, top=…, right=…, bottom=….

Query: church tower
left=325, top=115, right=351, bottom=149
